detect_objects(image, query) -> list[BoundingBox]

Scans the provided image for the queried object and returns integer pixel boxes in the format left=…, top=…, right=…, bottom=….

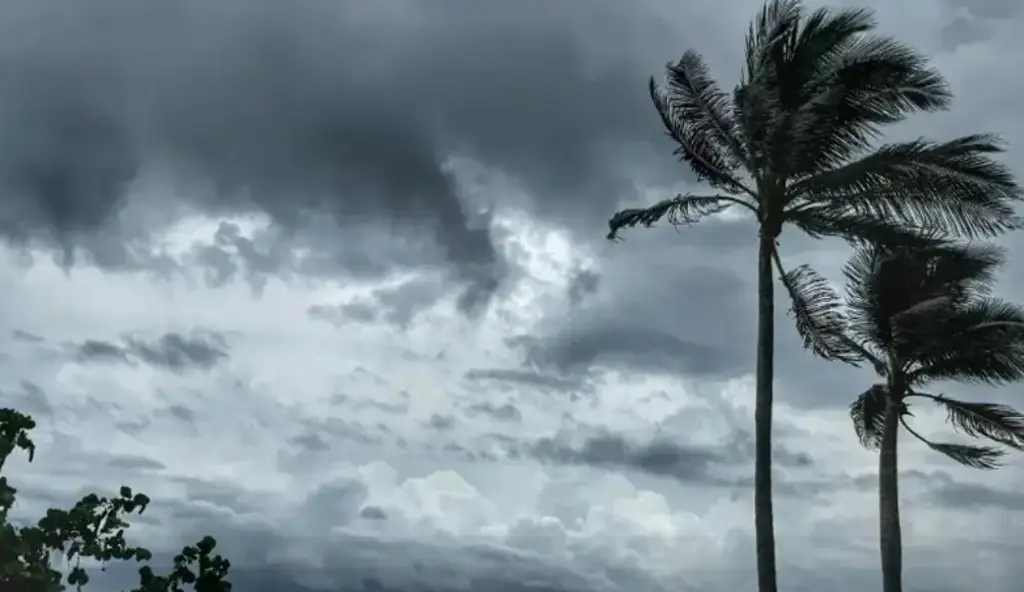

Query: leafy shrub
left=0, top=408, right=232, bottom=592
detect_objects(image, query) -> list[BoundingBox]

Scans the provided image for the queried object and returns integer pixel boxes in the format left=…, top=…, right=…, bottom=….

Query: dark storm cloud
left=525, top=428, right=812, bottom=485
left=529, top=432, right=723, bottom=482
left=0, top=0, right=691, bottom=306
left=125, top=331, right=229, bottom=371
left=71, top=330, right=229, bottom=372
left=519, top=228, right=757, bottom=382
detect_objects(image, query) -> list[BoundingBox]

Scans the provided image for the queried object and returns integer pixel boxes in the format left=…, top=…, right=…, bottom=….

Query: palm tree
left=821, top=241, right=1024, bottom=592
left=605, top=1, right=1023, bottom=590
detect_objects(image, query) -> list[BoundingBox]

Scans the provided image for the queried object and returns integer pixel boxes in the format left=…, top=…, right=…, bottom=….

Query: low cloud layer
left=71, top=331, right=230, bottom=372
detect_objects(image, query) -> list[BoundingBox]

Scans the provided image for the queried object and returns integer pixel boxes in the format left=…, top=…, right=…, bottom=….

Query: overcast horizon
left=2, top=0, right=1023, bottom=591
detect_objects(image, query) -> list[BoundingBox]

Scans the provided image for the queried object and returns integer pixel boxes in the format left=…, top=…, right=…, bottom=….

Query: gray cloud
left=160, top=403, right=197, bottom=424
left=427, top=414, right=457, bottom=432
left=91, top=534, right=624, bottom=592
left=0, top=0, right=690, bottom=310
left=74, top=471, right=654, bottom=592
left=2, top=380, right=54, bottom=417
left=106, top=454, right=167, bottom=472
left=567, top=267, right=601, bottom=305
left=516, top=232, right=760, bottom=383
left=331, top=390, right=410, bottom=416
left=289, top=432, right=332, bottom=452
left=940, top=15, right=991, bottom=50
left=931, top=480, right=1024, bottom=511
left=464, top=401, right=523, bottom=423
left=463, top=368, right=588, bottom=394
left=943, top=0, right=1020, bottom=18
left=525, top=428, right=812, bottom=486
left=847, top=468, right=1024, bottom=512
left=309, top=275, right=452, bottom=327
left=72, top=330, right=229, bottom=372
left=309, top=301, right=378, bottom=325
left=10, top=329, right=43, bottom=343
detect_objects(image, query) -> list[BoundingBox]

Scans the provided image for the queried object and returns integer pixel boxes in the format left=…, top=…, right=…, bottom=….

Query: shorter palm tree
left=794, top=240, right=1024, bottom=592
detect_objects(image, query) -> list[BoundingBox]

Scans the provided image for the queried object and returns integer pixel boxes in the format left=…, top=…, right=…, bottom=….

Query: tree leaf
left=778, top=263, right=864, bottom=364
left=849, top=384, right=889, bottom=449
left=607, top=194, right=737, bottom=240
left=926, top=442, right=1005, bottom=470
left=925, top=394, right=1024, bottom=450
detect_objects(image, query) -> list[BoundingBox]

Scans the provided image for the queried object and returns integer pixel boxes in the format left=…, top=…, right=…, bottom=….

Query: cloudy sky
left=1, top=0, right=1023, bottom=590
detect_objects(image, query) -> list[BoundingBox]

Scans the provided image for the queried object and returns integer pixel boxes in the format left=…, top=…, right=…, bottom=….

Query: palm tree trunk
left=879, top=397, right=904, bottom=592
left=754, top=231, right=778, bottom=592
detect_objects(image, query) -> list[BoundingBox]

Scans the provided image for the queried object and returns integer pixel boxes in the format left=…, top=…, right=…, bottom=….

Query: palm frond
left=899, top=413, right=1005, bottom=469
left=910, top=298, right=1024, bottom=385
left=744, top=0, right=803, bottom=83
left=606, top=194, right=743, bottom=240
left=925, top=442, right=1005, bottom=470
left=787, top=205, right=945, bottom=248
left=840, top=241, right=1005, bottom=354
left=784, top=29, right=951, bottom=178
left=767, top=5, right=876, bottom=176
left=777, top=262, right=863, bottom=363
left=790, top=135, right=1024, bottom=238
left=786, top=6, right=876, bottom=87
left=849, top=384, right=889, bottom=449
left=737, top=0, right=801, bottom=174
left=915, top=393, right=1024, bottom=450
left=652, top=54, right=750, bottom=193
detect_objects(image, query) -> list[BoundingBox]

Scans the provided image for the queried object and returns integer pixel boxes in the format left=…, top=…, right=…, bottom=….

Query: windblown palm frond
left=776, top=263, right=864, bottom=363
left=850, top=384, right=889, bottom=449
left=652, top=53, right=749, bottom=193
left=909, top=298, right=1024, bottom=385
left=783, top=32, right=952, bottom=179
left=898, top=410, right=1007, bottom=469
left=789, top=135, right=1024, bottom=238
left=787, top=206, right=944, bottom=248
left=606, top=194, right=747, bottom=240
left=924, top=441, right=1005, bottom=470
left=911, top=393, right=1024, bottom=450
left=841, top=242, right=1006, bottom=354
left=744, top=0, right=802, bottom=82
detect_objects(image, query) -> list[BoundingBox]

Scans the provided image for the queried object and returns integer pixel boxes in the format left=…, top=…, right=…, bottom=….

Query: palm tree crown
left=608, top=0, right=1023, bottom=354
left=610, top=0, right=1021, bottom=242
left=812, top=241, right=1024, bottom=592
left=842, top=241, right=1024, bottom=465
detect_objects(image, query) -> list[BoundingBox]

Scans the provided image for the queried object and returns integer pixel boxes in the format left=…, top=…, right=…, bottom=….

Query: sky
left=1, top=0, right=1023, bottom=591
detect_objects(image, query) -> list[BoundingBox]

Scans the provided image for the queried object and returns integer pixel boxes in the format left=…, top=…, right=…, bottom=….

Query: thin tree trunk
left=754, top=231, right=778, bottom=592
left=879, top=397, right=904, bottom=592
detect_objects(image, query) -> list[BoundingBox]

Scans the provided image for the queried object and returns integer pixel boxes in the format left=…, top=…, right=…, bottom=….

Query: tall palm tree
left=605, top=1, right=1023, bottom=590
left=821, top=241, right=1024, bottom=592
